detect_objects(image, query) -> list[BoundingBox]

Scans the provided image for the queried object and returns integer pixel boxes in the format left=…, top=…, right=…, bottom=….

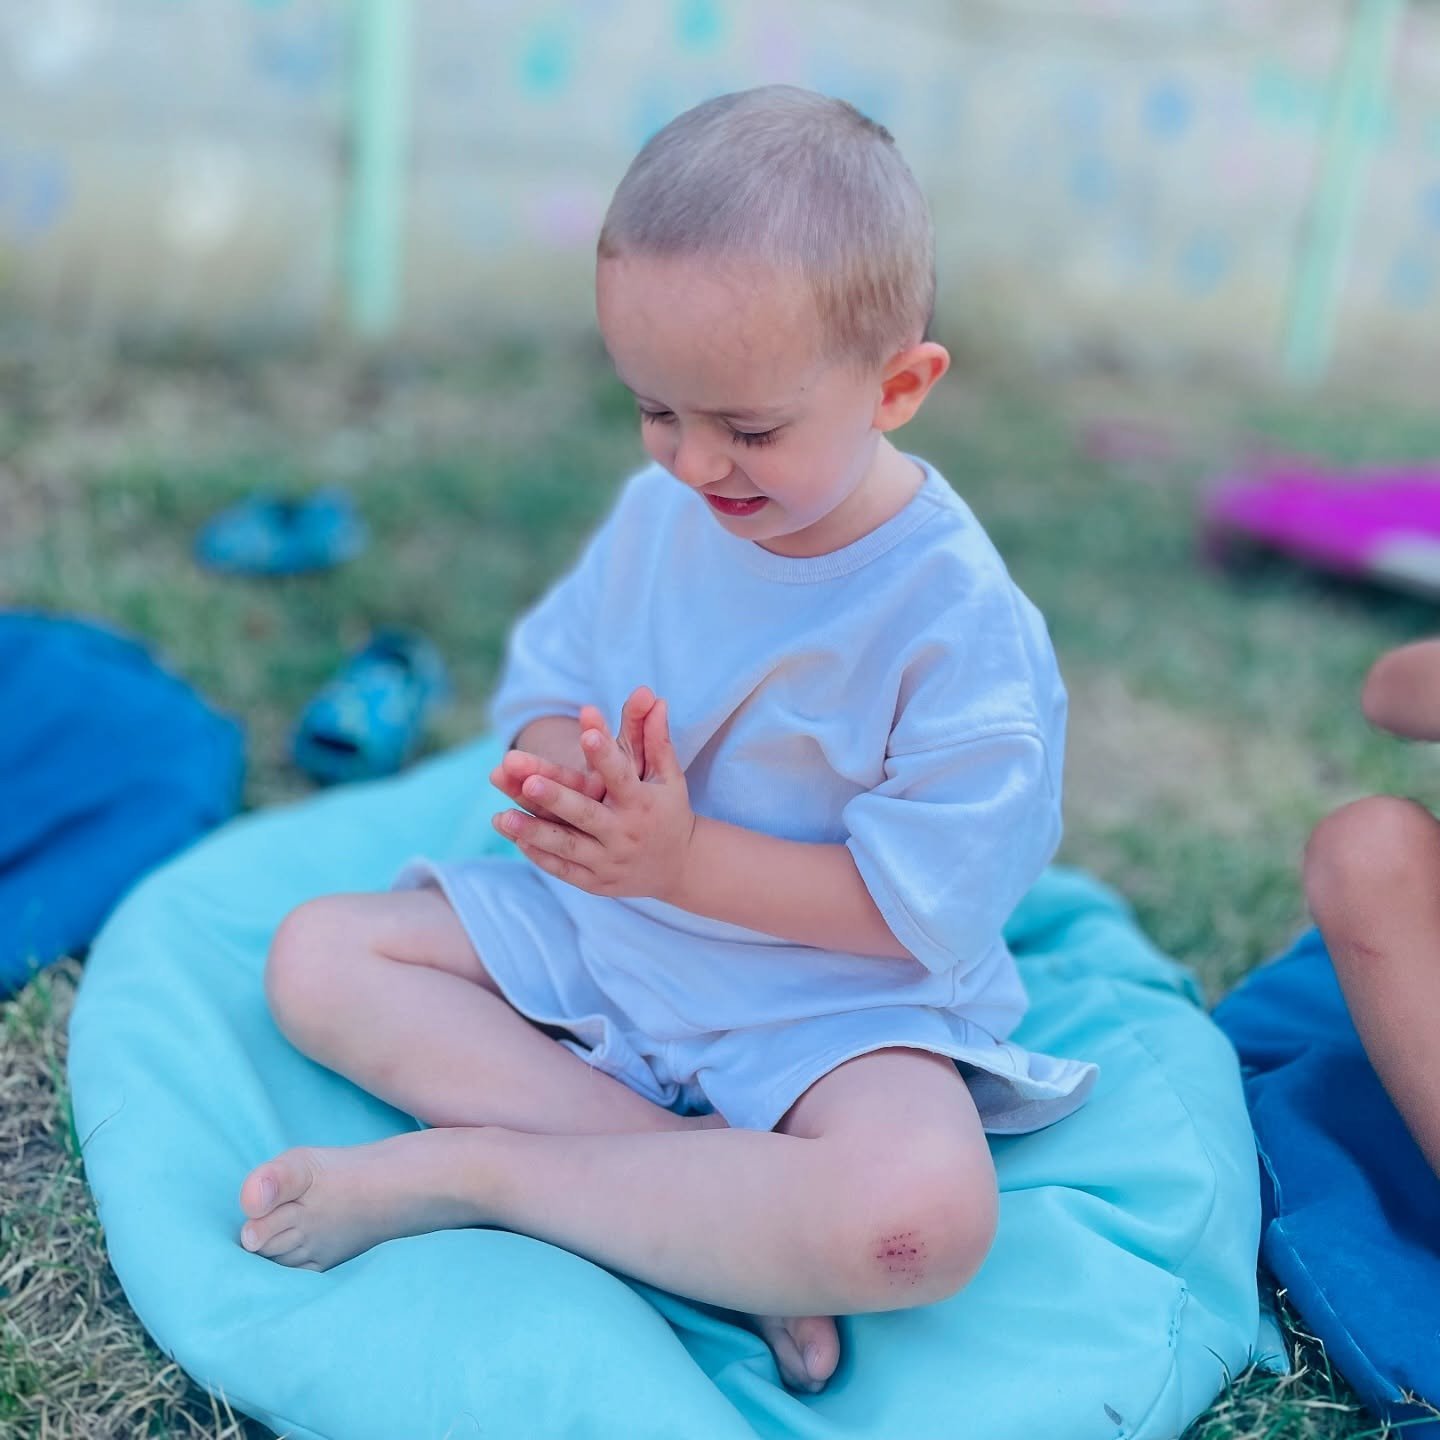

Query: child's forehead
left=599, top=253, right=829, bottom=399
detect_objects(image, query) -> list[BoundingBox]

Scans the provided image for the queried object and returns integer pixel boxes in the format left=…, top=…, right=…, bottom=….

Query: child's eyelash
left=732, top=428, right=780, bottom=448
left=639, top=410, right=780, bottom=448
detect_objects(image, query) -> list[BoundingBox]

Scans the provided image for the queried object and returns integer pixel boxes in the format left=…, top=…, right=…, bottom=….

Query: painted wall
left=3, top=0, right=1438, bottom=379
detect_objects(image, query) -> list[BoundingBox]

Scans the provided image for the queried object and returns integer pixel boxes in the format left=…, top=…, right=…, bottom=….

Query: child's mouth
left=705, top=494, right=768, bottom=517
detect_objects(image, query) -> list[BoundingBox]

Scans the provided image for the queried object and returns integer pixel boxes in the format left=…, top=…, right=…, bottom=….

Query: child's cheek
left=641, top=429, right=671, bottom=467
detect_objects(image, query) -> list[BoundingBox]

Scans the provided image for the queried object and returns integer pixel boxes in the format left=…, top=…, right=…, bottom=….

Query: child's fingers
left=641, top=697, right=683, bottom=782
left=511, top=836, right=598, bottom=892
left=581, top=724, right=640, bottom=803
left=619, top=686, right=655, bottom=777
left=578, top=704, right=609, bottom=742
left=520, top=775, right=614, bottom=841
left=500, top=750, right=601, bottom=800
left=492, top=809, right=603, bottom=871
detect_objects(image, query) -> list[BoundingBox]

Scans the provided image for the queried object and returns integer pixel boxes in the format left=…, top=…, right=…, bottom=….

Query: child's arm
left=1362, top=641, right=1440, bottom=741
left=513, top=715, right=588, bottom=773
left=675, top=818, right=910, bottom=958
left=494, top=698, right=911, bottom=958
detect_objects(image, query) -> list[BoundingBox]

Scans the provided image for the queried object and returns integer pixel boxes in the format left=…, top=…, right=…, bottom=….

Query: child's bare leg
left=240, top=1049, right=997, bottom=1388
left=244, top=889, right=826, bottom=1384
left=258, top=890, right=705, bottom=1136
left=1305, top=796, right=1440, bottom=1175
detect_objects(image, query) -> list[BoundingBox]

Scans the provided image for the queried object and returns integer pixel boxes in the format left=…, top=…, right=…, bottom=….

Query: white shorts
left=396, top=857, right=1097, bottom=1134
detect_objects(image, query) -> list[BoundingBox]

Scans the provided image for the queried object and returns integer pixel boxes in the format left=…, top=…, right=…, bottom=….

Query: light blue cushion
left=69, top=738, right=1263, bottom=1440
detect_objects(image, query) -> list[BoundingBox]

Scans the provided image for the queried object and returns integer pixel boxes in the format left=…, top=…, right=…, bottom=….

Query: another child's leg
left=239, top=1047, right=997, bottom=1335
left=257, top=890, right=702, bottom=1138
left=1305, top=795, right=1440, bottom=1175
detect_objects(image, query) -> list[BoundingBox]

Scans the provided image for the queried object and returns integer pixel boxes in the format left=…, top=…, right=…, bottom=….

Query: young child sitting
left=1304, top=638, right=1440, bottom=1177
left=236, top=85, right=1097, bottom=1393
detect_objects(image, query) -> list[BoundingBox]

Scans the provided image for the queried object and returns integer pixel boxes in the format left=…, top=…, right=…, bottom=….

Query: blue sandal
left=292, top=629, right=449, bottom=785
left=195, top=489, right=368, bottom=576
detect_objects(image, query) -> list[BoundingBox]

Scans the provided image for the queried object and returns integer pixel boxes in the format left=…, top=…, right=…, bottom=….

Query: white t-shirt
left=488, top=457, right=1067, bottom=1044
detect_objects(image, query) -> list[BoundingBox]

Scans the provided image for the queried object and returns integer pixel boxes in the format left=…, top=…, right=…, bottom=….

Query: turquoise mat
left=69, top=738, right=1262, bottom=1439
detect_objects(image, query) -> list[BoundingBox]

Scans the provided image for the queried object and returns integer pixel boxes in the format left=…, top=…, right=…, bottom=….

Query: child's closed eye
left=639, top=409, right=781, bottom=449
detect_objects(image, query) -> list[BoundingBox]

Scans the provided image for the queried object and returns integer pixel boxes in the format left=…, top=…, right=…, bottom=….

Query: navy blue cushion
left=1214, top=929, right=1440, bottom=1429
left=0, top=613, right=244, bottom=993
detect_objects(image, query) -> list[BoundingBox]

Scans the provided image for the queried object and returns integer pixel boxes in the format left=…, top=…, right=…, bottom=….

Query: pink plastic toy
left=1204, top=463, right=1440, bottom=599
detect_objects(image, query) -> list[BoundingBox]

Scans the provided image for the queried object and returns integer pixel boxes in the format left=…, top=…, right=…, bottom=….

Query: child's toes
left=253, top=1225, right=305, bottom=1260
left=239, top=1148, right=319, bottom=1220
left=788, top=1315, right=840, bottom=1385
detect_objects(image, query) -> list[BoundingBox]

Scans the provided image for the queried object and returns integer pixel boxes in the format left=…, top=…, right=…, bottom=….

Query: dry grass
left=0, top=965, right=269, bottom=1438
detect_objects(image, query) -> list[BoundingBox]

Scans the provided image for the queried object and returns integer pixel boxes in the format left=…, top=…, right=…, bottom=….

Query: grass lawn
left=1, top=342, right=1435, bottom=1436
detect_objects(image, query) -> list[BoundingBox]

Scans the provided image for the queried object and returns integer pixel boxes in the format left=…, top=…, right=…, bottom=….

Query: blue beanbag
left=69, top=737, right=1264, bottom=1440
left=0, top=612, right=244, bottom=995
left=1214, top=929, right=1440, bottom=1431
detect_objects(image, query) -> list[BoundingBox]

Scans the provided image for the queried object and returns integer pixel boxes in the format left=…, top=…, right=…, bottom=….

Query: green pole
left=1281, top=0, right=1405, bottom=385
left=345, top=0, right=412, bottom=340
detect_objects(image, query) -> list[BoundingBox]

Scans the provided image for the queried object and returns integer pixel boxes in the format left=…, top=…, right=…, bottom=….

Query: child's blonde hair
left=598, top=85, right=935, bottom=369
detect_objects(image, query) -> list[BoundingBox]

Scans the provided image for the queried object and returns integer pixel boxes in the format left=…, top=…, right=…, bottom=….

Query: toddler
left=1305, top=638, right=1440, bottom=1176
left=237, top=85, right=1097, bottom=1393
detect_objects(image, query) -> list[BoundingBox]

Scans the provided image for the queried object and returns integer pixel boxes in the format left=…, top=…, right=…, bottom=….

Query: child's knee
left=264, top=896, right=353, bottom=1041
left=828, top=1135, right=998, bottom=1311
left=1304, top=796, right=1440, bottom=924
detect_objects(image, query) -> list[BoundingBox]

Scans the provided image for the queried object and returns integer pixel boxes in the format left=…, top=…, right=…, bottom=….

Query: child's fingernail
left=582, top=730, right=599, bottom=749
left=524, top=778, right=545, bottom=798
left=260, top=1178, right=276, bottom=1208
left=242, top=1225, right=257, bottom=1249
left=501, top=814, right=518, bottom=834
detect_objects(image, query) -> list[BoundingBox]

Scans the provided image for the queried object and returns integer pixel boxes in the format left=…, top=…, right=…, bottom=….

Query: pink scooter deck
left=1205, top=464, right=1440, bottom=598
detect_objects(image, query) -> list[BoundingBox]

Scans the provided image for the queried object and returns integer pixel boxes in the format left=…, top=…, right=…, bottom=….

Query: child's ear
left=873, top=341, right=950, bottom=431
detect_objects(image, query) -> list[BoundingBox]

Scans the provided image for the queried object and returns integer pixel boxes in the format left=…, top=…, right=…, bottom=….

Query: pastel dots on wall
left=1143, top=80, right=1193, bottom=140
left=251, top=16, right=339, bottom=93
left=1179, top=233, right=1229, bottom=294
left=676, top=0, right=724, bottom=51
left=520, top=27, right=573, bottom=97
left=0, top=152, right=69, bottom=240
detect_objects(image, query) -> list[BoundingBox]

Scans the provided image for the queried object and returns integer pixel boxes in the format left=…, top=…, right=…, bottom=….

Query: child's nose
left=670, top=430, right=733, bottom=490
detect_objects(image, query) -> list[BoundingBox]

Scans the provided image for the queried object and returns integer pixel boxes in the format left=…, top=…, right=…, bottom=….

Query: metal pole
left=1282, top=0, right=1406, bottom=385
left=345, top=0, right=411, bottom=340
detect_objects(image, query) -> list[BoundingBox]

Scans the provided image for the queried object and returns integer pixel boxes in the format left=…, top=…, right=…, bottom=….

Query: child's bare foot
left=238, top=1130, right=489, bottom=1270
left=754, top=1313, right=841, bottom=1393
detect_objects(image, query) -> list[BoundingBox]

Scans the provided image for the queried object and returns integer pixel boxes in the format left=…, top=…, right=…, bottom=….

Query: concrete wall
left=3, top=0, right=1438, bottom=379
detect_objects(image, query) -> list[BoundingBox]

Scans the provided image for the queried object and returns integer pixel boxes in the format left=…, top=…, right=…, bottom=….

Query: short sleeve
left=843, top=728, right=1062, bottom=975
left=487, top=506, right=617, bottom=746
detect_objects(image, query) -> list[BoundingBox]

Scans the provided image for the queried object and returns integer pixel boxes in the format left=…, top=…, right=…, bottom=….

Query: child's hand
left=492, top=695, right=694, bottom=901
left=490, top=688, right=657, bottom=822
left=490, top=749, right=605, bottom=825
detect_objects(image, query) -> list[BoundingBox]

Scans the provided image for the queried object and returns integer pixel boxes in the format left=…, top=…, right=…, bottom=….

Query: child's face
left=596, top=254, right=895, bottom=556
